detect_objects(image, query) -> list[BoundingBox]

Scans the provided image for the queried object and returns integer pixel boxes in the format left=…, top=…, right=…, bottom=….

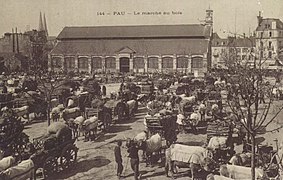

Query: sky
left=0, top=0, right=283, bottom=38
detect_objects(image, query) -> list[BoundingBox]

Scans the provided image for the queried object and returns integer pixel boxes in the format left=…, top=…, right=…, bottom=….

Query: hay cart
left=206, top=120, right=233, bottom=163
left=104, top=99, right=132, bottom=122
left=179, top=102, right=207, bottom=133
left=145, top=116, right=164, bottom=137
left=13, top=91, right=48, bottom=118
left=145, top=113, right=177, bottom=145
left=85, top=102, right=112, bottom=131
left=136, top=81, right=154, bottom=105
left=31, top=126, right=78, bottom=179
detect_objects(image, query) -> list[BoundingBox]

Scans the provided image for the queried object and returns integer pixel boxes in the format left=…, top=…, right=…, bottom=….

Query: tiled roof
left=212, top=37, right=255, bottom=47
left=57, top=24, right=212, bottom=40
left=50, top=39, right=209, bottom=55
left=256, top=18, right=283, bottom=31
left=228, top=38, right=255, bottom=47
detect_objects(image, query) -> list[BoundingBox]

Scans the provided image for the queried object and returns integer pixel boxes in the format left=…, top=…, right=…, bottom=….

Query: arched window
left=78, top=57, right=88, bottom=69
left=191, top=57, right=203, bottom=68
left=105, top=57, right=116, bottom=69
left=177, top=56, right=188, bottom=68
left=65, top=57, right=75, bottom=69
left=148, top=57, right=158, bottom=69
left=51, top=57, right=62, bottom=68
left=133, top=57, right=144, bottom=69
left=92, top=57, right=102, bottom=69
left=162, top=57, right=173, bottom=68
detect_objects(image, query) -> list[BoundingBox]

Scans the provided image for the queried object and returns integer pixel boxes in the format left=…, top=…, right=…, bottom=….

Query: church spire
left=43, top=13, right=48, bottom=36
left=38, top=12, right=44, bottom=31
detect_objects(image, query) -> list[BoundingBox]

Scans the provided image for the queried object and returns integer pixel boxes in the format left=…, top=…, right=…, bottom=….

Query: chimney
left=12, top=28, right=15, bottom=53
left=16, top=27, right=19, bottom=53
left=257, top=11, right=263, bottom=26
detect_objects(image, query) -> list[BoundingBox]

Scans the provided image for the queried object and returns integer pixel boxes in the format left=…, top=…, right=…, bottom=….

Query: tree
left=36, top=70, right=65, bottom=126
left=219, top=36, right=283, bottom=180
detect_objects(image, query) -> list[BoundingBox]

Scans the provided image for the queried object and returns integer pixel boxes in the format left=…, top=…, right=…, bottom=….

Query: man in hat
left=114, top=140, right=123, bottom=178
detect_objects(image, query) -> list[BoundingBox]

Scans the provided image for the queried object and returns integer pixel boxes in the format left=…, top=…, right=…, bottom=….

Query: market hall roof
left=57, top=24, right=212, bottom=40
left=50, top=39, right=210, bottom=56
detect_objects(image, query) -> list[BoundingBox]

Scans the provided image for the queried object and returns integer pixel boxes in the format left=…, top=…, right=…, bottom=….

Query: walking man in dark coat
left=127, top=141, right=140, bottom=180
left=114, top=140, right=123, bottom=178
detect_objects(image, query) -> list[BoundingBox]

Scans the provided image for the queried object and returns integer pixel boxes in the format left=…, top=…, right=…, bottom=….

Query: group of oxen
left=48, top=87, right=138, bottom=142
left=125, top=81, right=280, bottom=179
left=0, top=153, right=35, bottom=180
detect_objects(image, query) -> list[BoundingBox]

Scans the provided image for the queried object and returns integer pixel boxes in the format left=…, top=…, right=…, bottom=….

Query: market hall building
left=49, top=10, right=213, bottom=76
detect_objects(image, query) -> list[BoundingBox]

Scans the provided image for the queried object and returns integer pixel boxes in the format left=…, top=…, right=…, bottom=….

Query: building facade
left=49, top=10, right=213, bottom=76
left=255, top=12, right=283, bottom=69
left=212, top=34, right=255, bottom=68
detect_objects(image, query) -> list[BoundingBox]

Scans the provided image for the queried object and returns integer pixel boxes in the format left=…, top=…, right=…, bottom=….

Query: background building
left=49, top=10, right=213, bottom=77
left=212, top=34, right=255, bottom=68
left=255, top=12, right=283, bottom=69
left=0, top=12, right=54, bottom=73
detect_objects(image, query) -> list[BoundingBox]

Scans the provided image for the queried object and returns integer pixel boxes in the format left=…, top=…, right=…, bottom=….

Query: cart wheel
left=60, top=145, right=78, bottom=170
left=43, top=156, right=58, bottom=179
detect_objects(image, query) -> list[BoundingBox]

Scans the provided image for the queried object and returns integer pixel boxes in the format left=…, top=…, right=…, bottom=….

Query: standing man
left=102, top=85, right=106, bottom=97
left=127, top=141, right=140, bottom=180
left=114, top=140, right=123, bottom=178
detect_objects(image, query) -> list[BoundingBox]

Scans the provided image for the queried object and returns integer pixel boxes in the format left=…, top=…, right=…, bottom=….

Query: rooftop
left=51, top=38, right=210, bottom=55
left=256, top=18, right=283, bottom=31
left=57, top=24, right=212, bottom=40
left=212, top=37, right=255, bottom=47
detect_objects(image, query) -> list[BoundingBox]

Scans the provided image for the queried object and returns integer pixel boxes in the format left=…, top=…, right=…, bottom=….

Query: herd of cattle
left=0, top=73, right=283, bottom=179
left=127, top=76, right=283, bottom=179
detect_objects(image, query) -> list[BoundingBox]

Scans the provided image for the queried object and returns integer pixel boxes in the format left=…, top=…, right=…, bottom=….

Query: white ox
left=0, top=156, right=16, bottom=172
left=81, top=116, right=99, bottom=141
left=207, top=136, right=228, bottom=151
left=50, top=104, right=64, bottom=122
left=68, top=115, right=85, bottom=138
left=50, top=98, right=59, bottom=109
left=13, top=106, right=29, bottom=117
left=62, top=107, right=81, bottom=121
left=213, top=175, right=234, bottom=180
left=219, top=164, right=265, bottom=180
left=139, top=133, right=162, bottom=166
left=190, top=112, right=201, bottom=126
left=165, top=143, right=212, bottom=179
left=0, top=159, right=35, bottom=180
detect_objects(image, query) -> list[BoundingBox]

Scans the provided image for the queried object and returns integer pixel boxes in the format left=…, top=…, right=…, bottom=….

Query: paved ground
left=23, top=83, right=283, bottom=180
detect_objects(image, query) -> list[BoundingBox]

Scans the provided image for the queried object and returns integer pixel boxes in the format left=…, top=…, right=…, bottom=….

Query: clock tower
left=205, top=8, right=213, bottom=26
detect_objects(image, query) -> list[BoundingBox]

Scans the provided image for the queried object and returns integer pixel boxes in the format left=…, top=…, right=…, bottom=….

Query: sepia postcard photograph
left=0, top=0, right=283, bottom=179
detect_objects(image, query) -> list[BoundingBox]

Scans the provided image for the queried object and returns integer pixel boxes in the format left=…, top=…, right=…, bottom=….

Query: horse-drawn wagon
left=84, top=98, right=113, bottom=132
left=144, top=109, right=177, bottom=146
left=136, top=80, right=154, bottom=105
